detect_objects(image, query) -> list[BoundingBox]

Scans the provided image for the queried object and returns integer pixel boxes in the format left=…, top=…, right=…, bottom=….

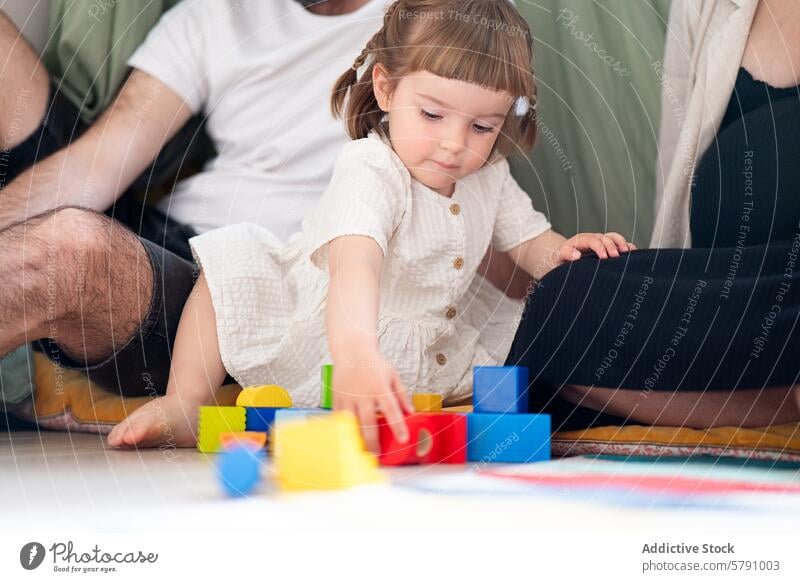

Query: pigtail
left=330, top=69, right=358, bottom=120
left=330, top=31, right=388, bottom=140
left=330, top=1, right=409, bottom=140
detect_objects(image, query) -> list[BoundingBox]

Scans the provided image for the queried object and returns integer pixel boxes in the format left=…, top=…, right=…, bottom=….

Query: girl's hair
left=331, top=0, right=537, bottom=161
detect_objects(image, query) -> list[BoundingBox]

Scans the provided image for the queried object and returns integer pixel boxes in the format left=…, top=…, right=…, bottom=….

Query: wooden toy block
left=473, top=366, right=529, bottom=414
left=274, top=408, right=331, bottom=425
left=433, top=414, right=468, bottom=463
left=236, top=384, right=293, bottom=408
left=217, top=441, right=265, bottom=497
left=219, top=431, right=267, bottom=449
left=412, top=393, right=443, bottom=412
left=245, top=407, right=284, bottom=432
left=466, top=413, right=550, bottom=463
left=321, top=364, right=334, bottom=409
left=443, top=405, right=473, bottom=413
left=272, top=411, right=386, bottom=491
left=197, top=406, right=246, bottom=453
left=378, top=413, right=466, bottom=465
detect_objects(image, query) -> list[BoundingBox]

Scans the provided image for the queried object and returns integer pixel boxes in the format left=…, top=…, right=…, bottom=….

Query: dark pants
left=506, top=99, right=800, bottom=431
left=1, top=82, right=223, bottom=396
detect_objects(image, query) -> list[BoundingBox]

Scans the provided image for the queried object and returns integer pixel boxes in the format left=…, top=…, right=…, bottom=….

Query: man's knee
left=31, top=206, right=116, bottom=257
left=27, top=206, right=152, bottom=310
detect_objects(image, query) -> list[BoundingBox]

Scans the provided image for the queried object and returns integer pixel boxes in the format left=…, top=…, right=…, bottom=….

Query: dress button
left=449, top=203, right=461, bottom=216
left=453, top=257, right=464, bottom=270
left=445, top=307, right=457, bottom=319
left=436, top=353, right=447, bottom=365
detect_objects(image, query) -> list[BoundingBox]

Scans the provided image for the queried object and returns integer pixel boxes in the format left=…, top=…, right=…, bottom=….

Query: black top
left=690, top=68, right=800, bottom=248
left=719, top=67, right=800, bottom=132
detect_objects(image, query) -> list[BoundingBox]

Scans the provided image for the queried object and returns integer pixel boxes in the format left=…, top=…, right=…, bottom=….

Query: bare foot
left=107, top=394, right=199, bottom=449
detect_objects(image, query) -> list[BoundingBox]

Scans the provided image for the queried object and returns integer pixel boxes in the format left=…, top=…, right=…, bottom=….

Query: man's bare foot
left=107, top=394, right=200, bottom=449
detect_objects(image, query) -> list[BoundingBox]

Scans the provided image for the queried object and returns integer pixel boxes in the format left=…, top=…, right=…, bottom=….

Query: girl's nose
left=439, top=135, right=465, bottom=154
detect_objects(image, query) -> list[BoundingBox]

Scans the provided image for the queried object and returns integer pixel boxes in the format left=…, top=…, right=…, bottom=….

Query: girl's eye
left=473, top=123, right=495, bottom=134
left=421, top=109, right=442, bottom=120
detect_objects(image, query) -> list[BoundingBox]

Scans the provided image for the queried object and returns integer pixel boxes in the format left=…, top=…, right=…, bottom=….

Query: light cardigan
left=651, top=0, right=759, bottom=248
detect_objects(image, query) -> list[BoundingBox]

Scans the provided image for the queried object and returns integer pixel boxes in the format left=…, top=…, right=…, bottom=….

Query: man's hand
left=0, top=69, right=193, bottom=227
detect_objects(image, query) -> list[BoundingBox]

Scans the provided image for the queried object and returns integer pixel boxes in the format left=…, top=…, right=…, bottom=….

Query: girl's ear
left=372, top=63, right=392, bottom=112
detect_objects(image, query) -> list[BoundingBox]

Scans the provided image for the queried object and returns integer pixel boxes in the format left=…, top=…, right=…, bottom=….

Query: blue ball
left=217, top=443, right=265, bottom=497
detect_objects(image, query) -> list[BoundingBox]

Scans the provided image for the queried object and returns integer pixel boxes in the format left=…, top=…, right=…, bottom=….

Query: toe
left=107, top=423, right=127, bottom=448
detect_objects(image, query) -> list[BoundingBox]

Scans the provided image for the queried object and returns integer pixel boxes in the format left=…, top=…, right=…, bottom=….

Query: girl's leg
left=107, top=270, right=228, bottom=447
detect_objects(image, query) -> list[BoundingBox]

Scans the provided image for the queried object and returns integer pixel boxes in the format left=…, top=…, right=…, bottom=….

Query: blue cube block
left=466, top=413, right=550, bottom=463
left=245, top=407, right=284, bottom=432
left=473, top=366, right=529, bottom=413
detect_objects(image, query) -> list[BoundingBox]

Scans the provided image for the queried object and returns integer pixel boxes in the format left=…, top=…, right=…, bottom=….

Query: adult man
left=0, top=0, right=391, bottom=396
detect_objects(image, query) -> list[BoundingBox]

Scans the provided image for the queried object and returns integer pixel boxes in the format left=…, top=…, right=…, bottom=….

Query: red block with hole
left=377, top=413, right=466, bottom=465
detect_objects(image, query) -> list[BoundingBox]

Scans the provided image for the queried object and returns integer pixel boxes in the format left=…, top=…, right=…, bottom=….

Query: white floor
left=2, top=431, right=800, bottom=579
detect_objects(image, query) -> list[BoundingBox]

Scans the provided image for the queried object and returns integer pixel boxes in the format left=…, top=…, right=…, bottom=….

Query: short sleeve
left=306, top=140, right=406, bottom=270
left=127, top=0, right=210, bottom=114
left=491, top=159, right=551, bottom=252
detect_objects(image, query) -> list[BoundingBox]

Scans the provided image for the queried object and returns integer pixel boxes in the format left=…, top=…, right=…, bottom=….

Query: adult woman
left=506, top=0, right=800, bottom=431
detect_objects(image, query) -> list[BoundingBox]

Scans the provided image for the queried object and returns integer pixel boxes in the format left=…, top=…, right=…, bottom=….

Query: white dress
left=189, top=130, right=551, bottom=407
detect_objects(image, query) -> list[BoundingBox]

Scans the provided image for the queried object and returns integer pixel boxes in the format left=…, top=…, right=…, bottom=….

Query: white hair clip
left=514, top=96, right=531, bottom=116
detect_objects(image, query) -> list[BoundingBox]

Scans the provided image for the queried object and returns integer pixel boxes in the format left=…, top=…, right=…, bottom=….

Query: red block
left=378, top=413, right=466, bottom=465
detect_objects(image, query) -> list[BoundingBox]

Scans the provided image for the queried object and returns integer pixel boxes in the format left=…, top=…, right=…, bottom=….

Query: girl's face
left=372, top=67, right=514, bottom=197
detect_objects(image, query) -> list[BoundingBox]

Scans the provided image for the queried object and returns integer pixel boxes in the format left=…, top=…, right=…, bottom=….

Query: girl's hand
left=559, top=232, right=636, bottom=262
left=332, top=348, right=414, bottom=454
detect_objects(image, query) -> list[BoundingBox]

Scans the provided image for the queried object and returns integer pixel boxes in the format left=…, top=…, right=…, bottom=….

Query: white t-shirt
left=128, top=0, right=389, bottom=239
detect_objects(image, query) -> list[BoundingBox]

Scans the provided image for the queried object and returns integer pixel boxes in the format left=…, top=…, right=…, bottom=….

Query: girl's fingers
left=560, top=244, right=581, bottom=261
left=392, top=372, right=415, bottom=415
left=356, top=400, right=380, bottom=455
left=379, top=392, right=409, bottom=443
left=583, top=235, right=608, bottom=258
left=606, top=232, right=630, bottom=252
left=601, top=234, right=619, bottom=258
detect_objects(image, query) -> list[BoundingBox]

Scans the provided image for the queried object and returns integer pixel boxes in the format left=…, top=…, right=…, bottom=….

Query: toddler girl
left=108, top=0, right=633, bottom=453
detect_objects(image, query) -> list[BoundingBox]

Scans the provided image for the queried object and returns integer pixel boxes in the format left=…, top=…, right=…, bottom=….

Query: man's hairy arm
left=0, top=69, right=193, bottom=227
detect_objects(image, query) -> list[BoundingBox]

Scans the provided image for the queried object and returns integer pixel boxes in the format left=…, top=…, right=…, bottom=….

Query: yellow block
left=197, top=406, right=246, bottom=453
left=272, top=411, right=386, bottom=491
left=412, top=393, right=443, bottom=412
left=219, top=431, right=267, bottom=449
left=236, top=384, right=293, bottom=408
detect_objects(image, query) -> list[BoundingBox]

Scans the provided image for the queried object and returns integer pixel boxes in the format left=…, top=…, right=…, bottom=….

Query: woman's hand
left=558, top=232, right=636, bottom=262
left=332, top=347, right=414, bottom=454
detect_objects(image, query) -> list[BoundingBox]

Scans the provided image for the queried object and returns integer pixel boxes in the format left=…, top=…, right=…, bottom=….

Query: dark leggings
left=506, top=99, right=800, bottom=432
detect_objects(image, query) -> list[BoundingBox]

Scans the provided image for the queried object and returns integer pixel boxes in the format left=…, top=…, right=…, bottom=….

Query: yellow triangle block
left=273, top=411, right=386, bottom=491
left=236, top=384, right=293, bottom=408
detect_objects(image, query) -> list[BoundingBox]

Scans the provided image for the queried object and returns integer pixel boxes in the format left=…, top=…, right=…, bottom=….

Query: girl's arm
left=326, top=235, right=412, bottom=453
left=506, top=228, right=635, bottom=282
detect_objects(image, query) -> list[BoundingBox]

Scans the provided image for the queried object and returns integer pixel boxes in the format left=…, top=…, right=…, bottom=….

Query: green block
left=197, top=406, right=246, bottom=453
left=321, top=364, right=334, bottom=409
